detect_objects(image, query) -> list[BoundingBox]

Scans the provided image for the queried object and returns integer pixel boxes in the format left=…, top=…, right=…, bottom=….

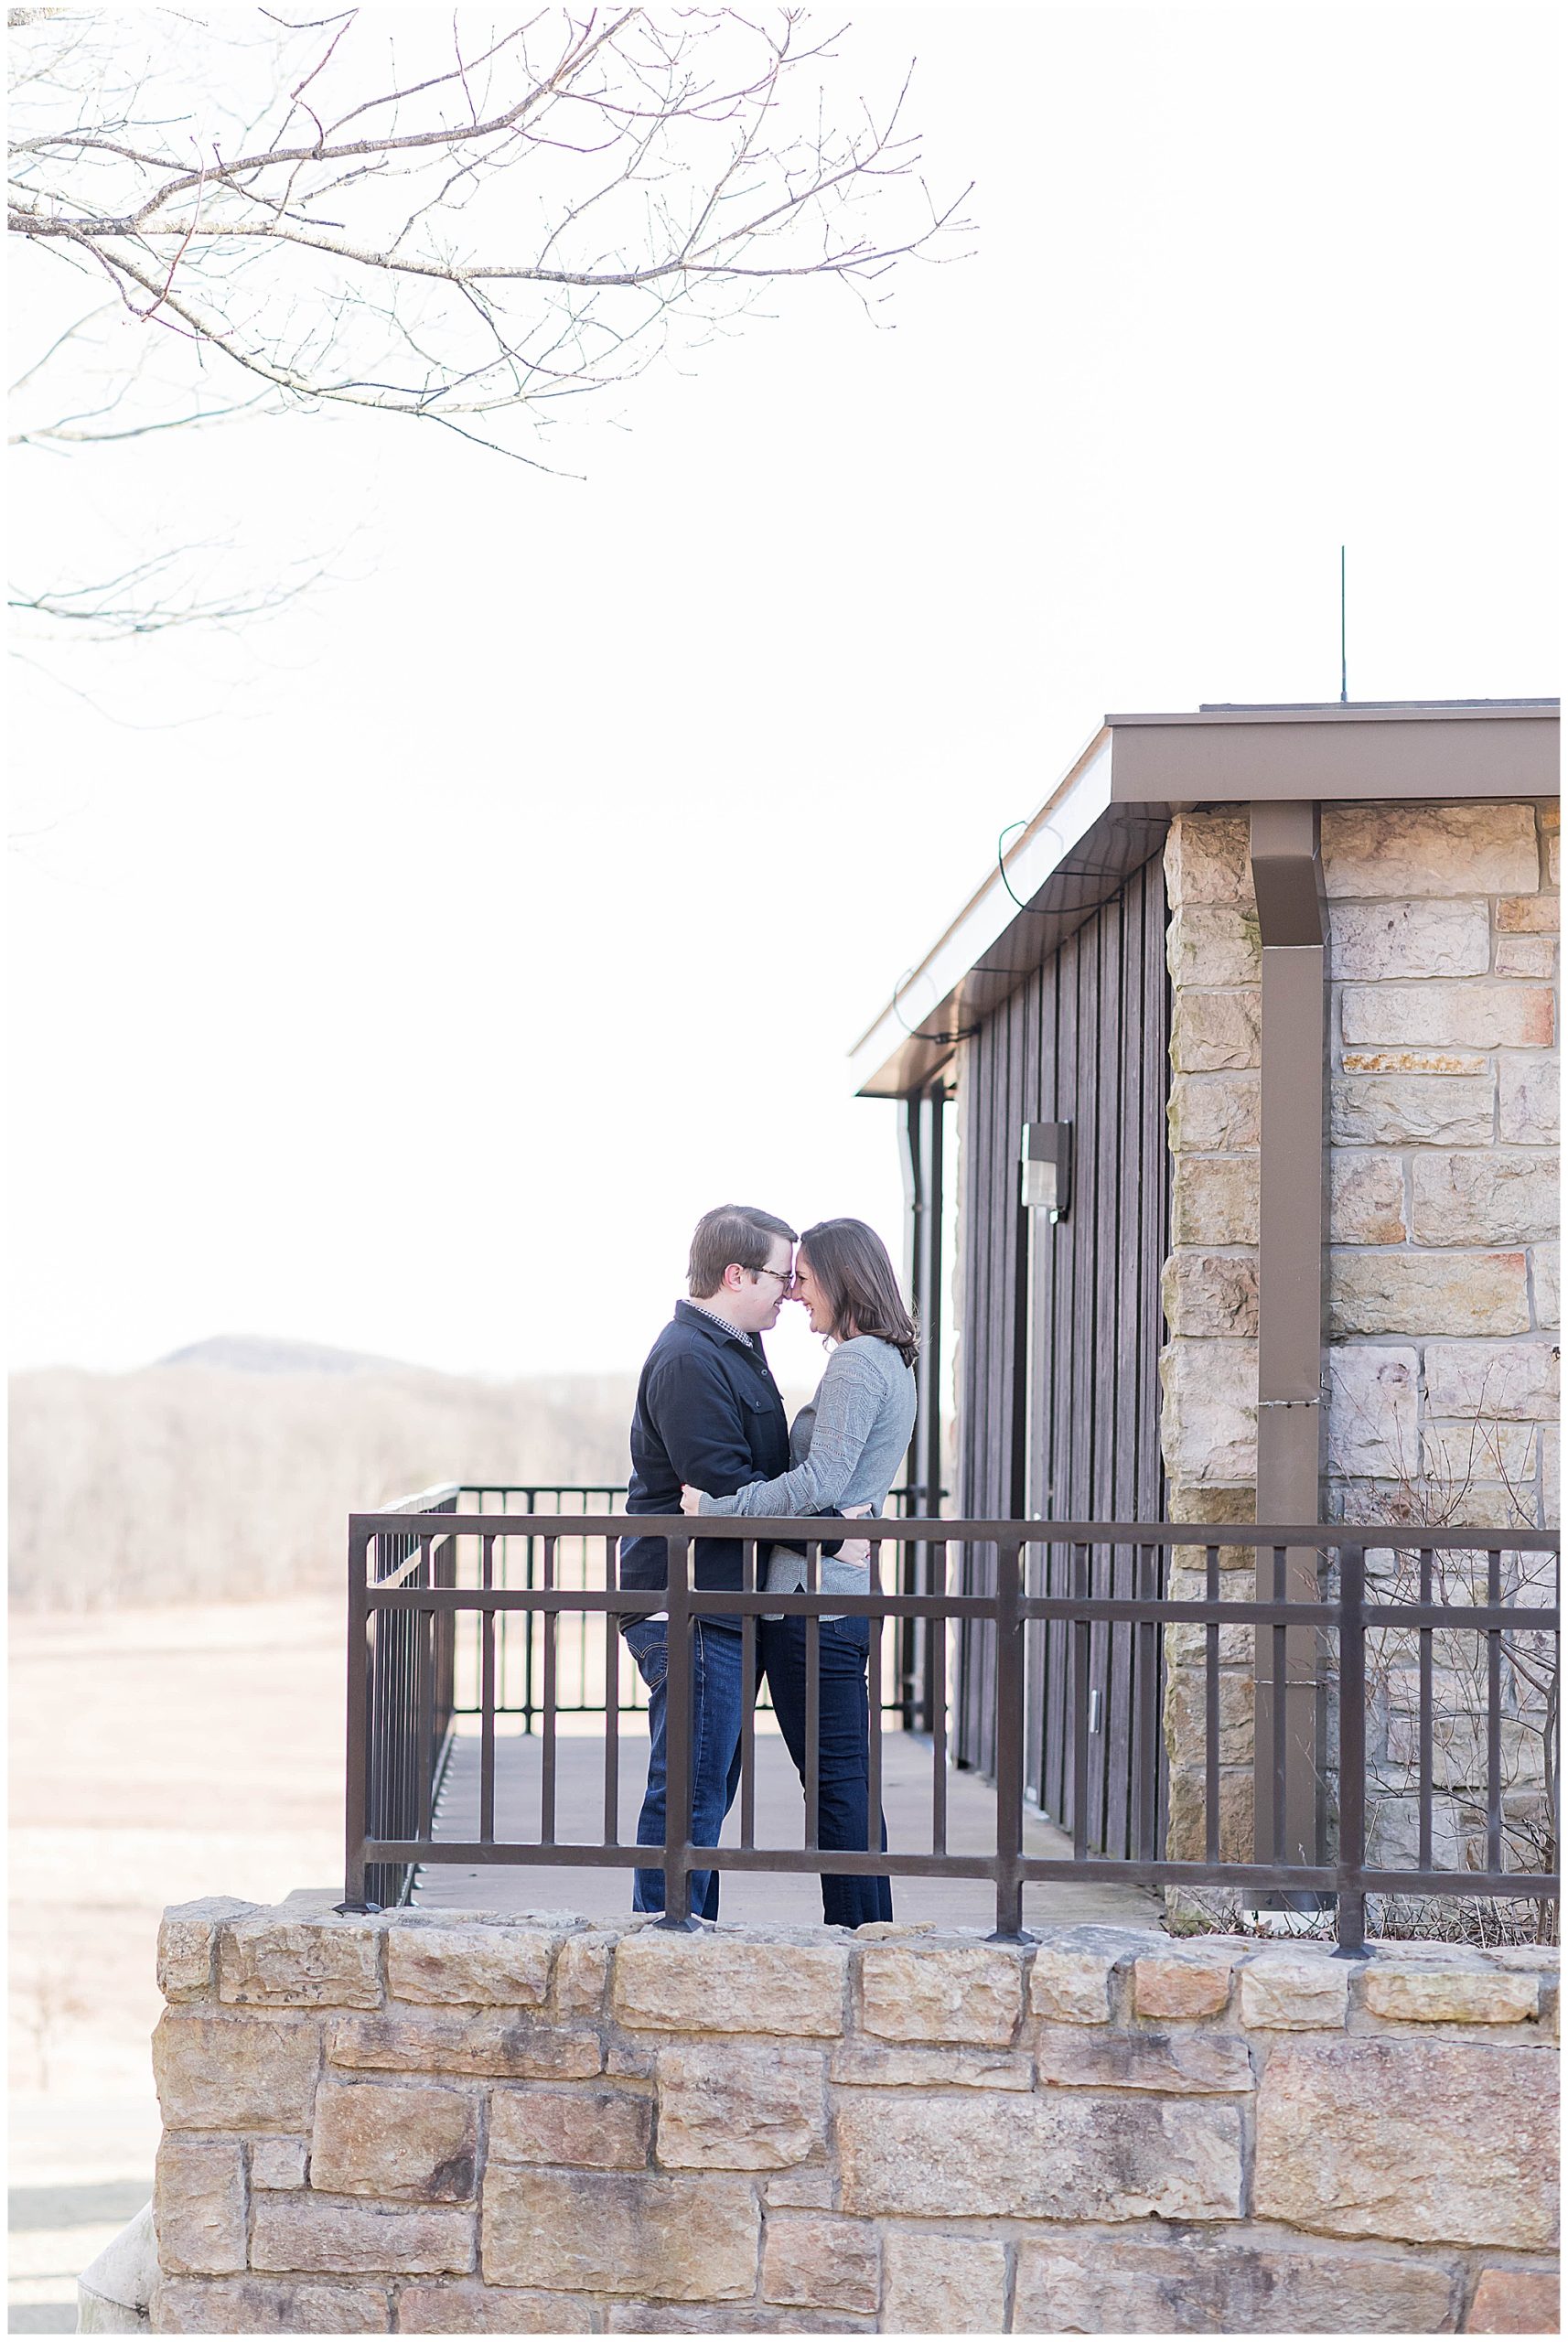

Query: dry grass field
left=9, top=1597, right=347, bottom=2330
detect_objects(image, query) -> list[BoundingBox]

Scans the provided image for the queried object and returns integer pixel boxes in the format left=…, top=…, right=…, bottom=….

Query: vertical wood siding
left=953, top=852, right=1171, bottom=1855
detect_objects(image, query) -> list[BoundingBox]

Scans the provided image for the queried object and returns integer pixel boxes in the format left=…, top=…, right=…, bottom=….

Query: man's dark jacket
left=620, top=1303, right=791, bottom=1595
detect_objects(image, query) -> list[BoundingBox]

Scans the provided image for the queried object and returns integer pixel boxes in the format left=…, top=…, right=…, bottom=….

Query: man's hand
left=680, top=1484, right=704, bottom=1516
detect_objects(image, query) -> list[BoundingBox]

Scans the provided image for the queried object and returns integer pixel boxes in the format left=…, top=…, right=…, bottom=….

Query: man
left=619, top=1203, right=797, bottom=1921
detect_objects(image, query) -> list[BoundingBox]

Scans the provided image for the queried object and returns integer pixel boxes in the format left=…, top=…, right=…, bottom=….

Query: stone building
left=850, top=699, right=1559, bottom=1873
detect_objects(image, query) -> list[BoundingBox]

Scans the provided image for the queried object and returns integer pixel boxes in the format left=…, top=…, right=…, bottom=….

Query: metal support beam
left=900, top=1081, right=948, bottom=1730
left=1250, top=801, right=1328, bottom=1893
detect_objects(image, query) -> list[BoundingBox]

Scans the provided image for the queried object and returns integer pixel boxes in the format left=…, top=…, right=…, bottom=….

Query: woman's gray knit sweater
left=697, top=1334, right=917, bottom=1604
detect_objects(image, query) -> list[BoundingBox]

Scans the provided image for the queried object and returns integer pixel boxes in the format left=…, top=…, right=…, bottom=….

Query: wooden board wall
left=952, top=850, right=1171, bottom=1856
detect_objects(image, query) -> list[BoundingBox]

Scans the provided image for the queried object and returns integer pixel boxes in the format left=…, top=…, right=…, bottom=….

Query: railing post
left=655, top=1528, right=700, bottom=1930
left=1335, top=1542, right=1369, bottom=1957
left=988, top=1537, right=1034, bottom=1943
left=339, top=1521, right=375, bottom=1914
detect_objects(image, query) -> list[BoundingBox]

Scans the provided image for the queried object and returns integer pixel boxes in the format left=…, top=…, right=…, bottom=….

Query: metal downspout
left=1249, top=801, right=1329, bottom=1890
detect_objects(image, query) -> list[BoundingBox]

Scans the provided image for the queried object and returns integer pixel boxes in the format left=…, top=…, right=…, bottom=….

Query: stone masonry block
left=394, top=2283, right=593, bottom=2333
left=219, top=1918, right=382, bottom=2010
left=1326, top=1347, right=1419, bottom=1479
left=1411, top=1154, right=1559, bottom=1247
left=1168, top=904, right=1262, bottom=988
left=328, top=2011, right=601, bottom=2079
left=1535, top=1243, right=1560, bottom=1333
left=1328, top=1252, right=1530, bottom=1338
left=835, top=2091, right=1243, bottom=2221
left=1162, top=1250, right=1258, bottom=1338
left=1343, top=1047, right=1488, bottom=1076
left=157, top=1898, right=263, bottom=2003
left=761, top=2215, right=879, bottom=2314
left=489, top=2085, right=651, bottom=2169
left=1165, top=1604, right=1254, bottom=1669
left=1499, top=1054, right=1562, bottom=1144
left=385, top=1923, right=555, bottom=2008
left=1168, top=1072, right=1261, bottom=1154
left=1322, top=802, right=1538, bottom=898
left=1423, top=1418, right=1540, bottom=1484
left=1013, top=2231, right=1461, bottom=2336
left=1171, top=991, right=1262, bottom=1074
left=481, top=2167, right=758, bottom=2298
left=656, top=2041, right=825, bottom=2170
left=880, top=2233, right=1008, bottom=2334
left=1164, top=1670, right=1254, bottom=1767
left=1028, top=1940, right=1127, bottom=2024
left=308, top=2080, right=476, bottom=2201
left=553, top=1931, right=612, bottom=2018
left=1239, top=1957, right=1349, bottom=2031
left=858, top=1946, right=1023, bottom=2047
left=1173, top=1155, right=1259, bottom=1246
left=1340, top=983, right=1553, bottom=1053
left=1164, top=1767, right=1253, bottom=1864
left=249, top=2194, right=474, bottom=2275
left=1159, top=1339, right=1257, bottom=1486
left=1362, top=1965, right=1539, bottom=2025
left=151, top=2277, right=391, bottom=2332
left=827, top=2040, right=1032, bottom=2089
left=1495, top=934, right=1557, bottom=978
left=1332, top=1074, right=1495, bottom=1147
left=1498, top=893, right=1560, bottom=934
left=612, top=1933, right=847, bottom=2036
left=1331, top=1154, right=1407, bottom=1244
left=154, top=2136, right=246, bottom=2276
left=1331, top=898, right=1490, bottom=980
left=1424, top=1342, right=1559, bottom=1422
left=1165, top=813, right=1253, bottom=909
left=250, top=2136, right=308, bottom=2189
left=1466, top=2269, right=1563, bottom=2333
left=1035, top=2025, right=1253, bottom=2094
left=1133, top=1951, right=1236, bottom=2019
left=1254, top=2038, right=1558, bottom=2247
left=603, top=2309, right=867, bottom=2336
left=765, top=2169, right=835, bottom=2208
left=1164, top=1480, right=1259, bottom=1551
left=153, top=2008, right=320, bottom=2132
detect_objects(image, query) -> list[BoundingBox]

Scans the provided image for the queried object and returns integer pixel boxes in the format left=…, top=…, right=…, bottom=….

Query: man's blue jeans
left=624, top=1617, right=750, bottom=1921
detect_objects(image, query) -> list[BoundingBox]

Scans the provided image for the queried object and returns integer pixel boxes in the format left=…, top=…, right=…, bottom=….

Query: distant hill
left=156, top=1333, right=435, bottom=1378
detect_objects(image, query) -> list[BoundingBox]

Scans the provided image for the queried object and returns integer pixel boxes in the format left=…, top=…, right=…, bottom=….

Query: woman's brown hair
left=798, top=1219, right=919, bottom=1368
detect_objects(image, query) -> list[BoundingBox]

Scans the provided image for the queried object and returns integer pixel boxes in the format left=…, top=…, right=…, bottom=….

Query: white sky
left=8, top=3, right=1559, bottom=1388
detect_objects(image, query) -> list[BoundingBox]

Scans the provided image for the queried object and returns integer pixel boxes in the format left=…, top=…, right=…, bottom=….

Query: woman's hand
left=837, top=1502, right=872, bottom=1574
left=680, top=1485, right=704, bottom=1516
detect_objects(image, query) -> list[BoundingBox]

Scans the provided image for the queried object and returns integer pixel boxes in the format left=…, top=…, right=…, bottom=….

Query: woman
left=682, top=1218, right=918, bottom=1927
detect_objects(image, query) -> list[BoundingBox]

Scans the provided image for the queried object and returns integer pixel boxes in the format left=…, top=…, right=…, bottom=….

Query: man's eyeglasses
left=748, top=1264, right=795, bottom=1290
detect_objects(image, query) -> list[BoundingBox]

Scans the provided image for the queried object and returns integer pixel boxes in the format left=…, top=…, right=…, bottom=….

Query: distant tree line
left=8, top=1360, right=640, bottom=1610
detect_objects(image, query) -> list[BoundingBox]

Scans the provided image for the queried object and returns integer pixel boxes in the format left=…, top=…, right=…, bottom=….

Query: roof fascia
left=1107, top=704, right=1559, bottom=805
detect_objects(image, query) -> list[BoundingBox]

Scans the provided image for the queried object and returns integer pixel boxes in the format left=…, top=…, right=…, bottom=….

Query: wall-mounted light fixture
left=1020, top=1121, right=1073, bottom=1222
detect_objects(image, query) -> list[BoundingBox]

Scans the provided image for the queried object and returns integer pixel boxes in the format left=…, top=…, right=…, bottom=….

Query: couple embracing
left=618, top=1203, right=918, bottom=1928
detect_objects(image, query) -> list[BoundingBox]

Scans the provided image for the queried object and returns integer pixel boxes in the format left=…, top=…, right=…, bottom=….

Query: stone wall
left=148, top=1900, right=1557, bottom=2334
left=1160, top=799, right=1560, bottom=1862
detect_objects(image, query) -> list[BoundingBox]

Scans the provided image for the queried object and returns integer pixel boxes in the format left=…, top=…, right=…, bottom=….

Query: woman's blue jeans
left=761, top=1614, right=893, bottom=1928
left=624, top=1617, right=748, bottom=1921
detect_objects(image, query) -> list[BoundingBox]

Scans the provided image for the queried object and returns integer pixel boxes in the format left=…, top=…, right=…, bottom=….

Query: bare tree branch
left=9, top=7, right=971, bottom=643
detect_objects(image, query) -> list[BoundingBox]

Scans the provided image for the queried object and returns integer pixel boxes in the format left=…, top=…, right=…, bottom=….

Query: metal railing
left=344, top=1510, right=1559, bottom=1946
left=446, top=1484, right=937, bottom=1733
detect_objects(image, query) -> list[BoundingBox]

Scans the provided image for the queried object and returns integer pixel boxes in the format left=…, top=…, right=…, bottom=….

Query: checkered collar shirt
left=681, top=1297, right=758, bottom=1350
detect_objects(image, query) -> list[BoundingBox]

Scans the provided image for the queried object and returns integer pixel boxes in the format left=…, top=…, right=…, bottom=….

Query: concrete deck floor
left=413, top=1722, right=1159, bottom=1930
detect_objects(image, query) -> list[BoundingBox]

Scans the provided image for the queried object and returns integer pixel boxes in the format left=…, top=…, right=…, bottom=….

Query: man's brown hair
left=687, top=1204, right=798, bottom=1299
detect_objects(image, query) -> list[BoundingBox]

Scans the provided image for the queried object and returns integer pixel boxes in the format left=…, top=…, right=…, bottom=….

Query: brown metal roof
left=851, top=697, right=1560, bottom=1100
